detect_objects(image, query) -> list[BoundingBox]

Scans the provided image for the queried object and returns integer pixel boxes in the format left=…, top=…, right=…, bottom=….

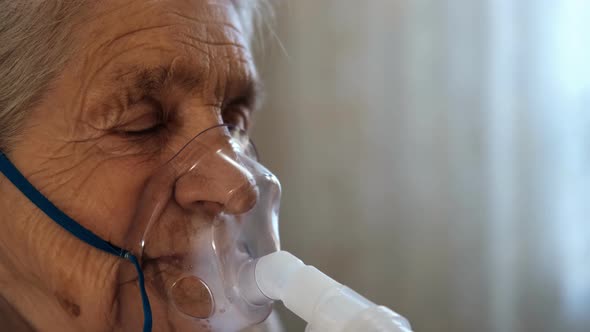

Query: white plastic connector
left=242, top=251, right=412, bottom=332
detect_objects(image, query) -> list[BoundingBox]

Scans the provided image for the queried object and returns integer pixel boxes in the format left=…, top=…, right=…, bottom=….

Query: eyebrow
left=115, top=65, right=202, bottom=96
left=113, top=64, right=262, bottom=110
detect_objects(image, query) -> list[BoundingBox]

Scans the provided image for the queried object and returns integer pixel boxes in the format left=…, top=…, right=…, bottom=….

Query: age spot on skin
left=56, top=294, right=81, bottom=318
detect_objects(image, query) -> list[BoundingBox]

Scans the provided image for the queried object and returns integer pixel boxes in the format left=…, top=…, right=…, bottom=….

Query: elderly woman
left=0, top=1, right=281, bottom=331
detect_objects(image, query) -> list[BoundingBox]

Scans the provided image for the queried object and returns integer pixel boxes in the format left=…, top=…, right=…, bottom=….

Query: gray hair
left=0, top=1, right=269, bottom=153
left=0, top=1, right=83, bottom=152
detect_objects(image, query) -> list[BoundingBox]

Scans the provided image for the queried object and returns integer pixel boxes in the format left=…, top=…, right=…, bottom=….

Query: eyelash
left=118, top=97, right=168, bottom=137
left=119, top=124, right=169, bottom=154
left=122, top=123, right=166, bottom=136
left=223, top=104, right=250, bottom=131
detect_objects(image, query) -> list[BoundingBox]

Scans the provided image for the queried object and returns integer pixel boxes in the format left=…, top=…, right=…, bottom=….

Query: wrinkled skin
left=0, top=0, right=261, bottom=331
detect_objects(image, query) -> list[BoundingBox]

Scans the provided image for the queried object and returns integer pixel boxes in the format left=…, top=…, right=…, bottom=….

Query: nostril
left=189, top=201, right=223, bottom=216
left=174, top=175, right=258, bottom=215
left=224, top=184, right=259, bottom=215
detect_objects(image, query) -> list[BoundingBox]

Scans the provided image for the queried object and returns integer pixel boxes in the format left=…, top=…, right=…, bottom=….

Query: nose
left=173, top=133, right=259, bottom=215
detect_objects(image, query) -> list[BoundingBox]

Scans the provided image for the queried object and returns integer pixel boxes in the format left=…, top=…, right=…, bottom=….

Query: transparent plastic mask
left=118, top=125, right=281, bottom=331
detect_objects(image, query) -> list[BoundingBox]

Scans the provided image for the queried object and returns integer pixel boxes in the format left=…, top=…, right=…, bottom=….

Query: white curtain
left=253, top=1, right=590, bottom=331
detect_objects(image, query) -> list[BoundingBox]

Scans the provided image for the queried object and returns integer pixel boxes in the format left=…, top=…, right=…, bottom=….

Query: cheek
left=59, top=157, right=159, bottom=247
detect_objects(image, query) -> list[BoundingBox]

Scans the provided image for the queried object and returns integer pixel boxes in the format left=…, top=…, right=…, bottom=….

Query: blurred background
left=251, top=1, right=590, bottom=331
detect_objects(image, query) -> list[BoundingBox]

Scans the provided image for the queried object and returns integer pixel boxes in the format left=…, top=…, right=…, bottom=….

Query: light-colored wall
left=252, top=1, right=590, bottom=331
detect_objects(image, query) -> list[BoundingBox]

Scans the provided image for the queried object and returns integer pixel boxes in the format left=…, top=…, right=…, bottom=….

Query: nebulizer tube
left=118, top=124, right=411, bottom=331
left=238, top=251, right=412, bottom=332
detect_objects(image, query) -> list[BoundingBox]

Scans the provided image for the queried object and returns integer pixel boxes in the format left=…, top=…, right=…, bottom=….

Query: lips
left=138, top=216, right=247, bottom=286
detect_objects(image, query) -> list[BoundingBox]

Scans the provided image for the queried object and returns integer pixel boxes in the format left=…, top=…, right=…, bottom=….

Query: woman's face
left=0, top=0, right=261, bottom=330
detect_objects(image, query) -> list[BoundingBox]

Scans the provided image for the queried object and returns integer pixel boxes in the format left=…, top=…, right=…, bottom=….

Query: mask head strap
left=0, top=152, right=152, bottom=332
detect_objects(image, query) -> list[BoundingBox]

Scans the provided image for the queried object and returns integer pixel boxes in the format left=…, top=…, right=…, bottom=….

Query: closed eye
left=121, top=122, right=165, bottom=136
left=115, top=97, right=168, bottom=138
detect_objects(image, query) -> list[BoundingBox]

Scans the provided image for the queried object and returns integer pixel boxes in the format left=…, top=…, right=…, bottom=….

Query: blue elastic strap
left=126, top=252, right=153, bottom=332
left=0, top=152, right=152, bottom=332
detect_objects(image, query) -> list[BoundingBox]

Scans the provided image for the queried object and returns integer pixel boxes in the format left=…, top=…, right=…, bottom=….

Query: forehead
left=72, top=0, right=255, bottom=101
